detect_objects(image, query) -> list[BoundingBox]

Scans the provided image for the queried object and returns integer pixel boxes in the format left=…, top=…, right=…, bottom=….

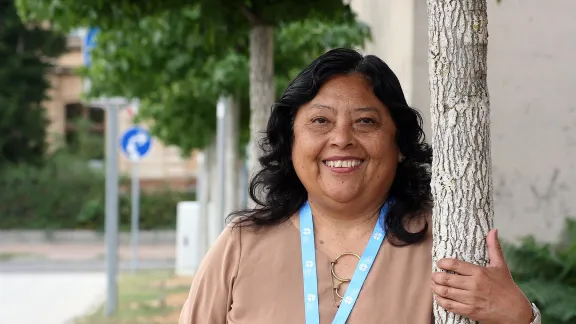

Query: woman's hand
left=430, top=229, right=533, bottom=324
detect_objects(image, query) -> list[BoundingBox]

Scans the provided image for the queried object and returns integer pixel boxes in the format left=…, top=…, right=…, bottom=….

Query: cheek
left=365, top=137, right=399, bottom=180
left=292, top=136, right=324, bottom=189
left=292, top=130, right=323, bottom=163
left=366, top=134, right=398, bottom=159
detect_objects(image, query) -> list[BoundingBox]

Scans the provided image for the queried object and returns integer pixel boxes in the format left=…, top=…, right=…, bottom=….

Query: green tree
left=16, top=3, right=369, bottom=156
left=0, top=0, right=66, bottom=166
left=81, top=10, right=369, bottom=154
left=16, top=0, right=359, bottom=174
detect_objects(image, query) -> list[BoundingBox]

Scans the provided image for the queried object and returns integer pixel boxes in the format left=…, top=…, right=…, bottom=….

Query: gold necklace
left=330, top=252, right=360, bottom=306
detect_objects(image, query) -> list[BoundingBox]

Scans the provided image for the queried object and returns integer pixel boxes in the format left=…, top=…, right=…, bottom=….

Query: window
left=88, top=107, right=105, bottom=124
left=64, top=103, right=105, bottom=160
left=65, top=103, right=84, bottom=121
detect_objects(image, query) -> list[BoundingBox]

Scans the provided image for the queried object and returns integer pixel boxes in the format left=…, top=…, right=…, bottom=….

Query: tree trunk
left=195, top=149, right=209, bottom=256
left=248, top=25, right=275, bottom=188
left=225, top=96, right=240, bottom=216
left=427, top=1, right=493, bottom=323
left=206, top=138, right=220, bottom=246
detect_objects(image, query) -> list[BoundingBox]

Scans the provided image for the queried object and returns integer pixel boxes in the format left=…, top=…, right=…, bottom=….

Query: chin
left=322, top=190, right=361, bottom=204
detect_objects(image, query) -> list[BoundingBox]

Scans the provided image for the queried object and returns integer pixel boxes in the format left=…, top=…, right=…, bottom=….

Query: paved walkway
left=0, top=243, right=175, bottom=262
left=0, top=272, right=105, bottom=324
left=0, top=243, right=176, bottom=323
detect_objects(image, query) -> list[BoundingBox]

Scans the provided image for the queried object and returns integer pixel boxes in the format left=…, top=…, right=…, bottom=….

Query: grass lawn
left=75, top=270, right=193, bottom=324
left=0, top=252, right=41, bottom=261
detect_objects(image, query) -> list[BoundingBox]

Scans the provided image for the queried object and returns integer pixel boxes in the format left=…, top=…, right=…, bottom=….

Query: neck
left=307, top=196, right=386, bottom=238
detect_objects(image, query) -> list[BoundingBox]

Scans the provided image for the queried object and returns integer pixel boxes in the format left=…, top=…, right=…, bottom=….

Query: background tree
left=16, top=0, right=359, bottom=177
left=80, top=8, right=369, bottom=155
left=427, top=0, right=493, bottom=323
left=0, top=0, right=66, bottom=167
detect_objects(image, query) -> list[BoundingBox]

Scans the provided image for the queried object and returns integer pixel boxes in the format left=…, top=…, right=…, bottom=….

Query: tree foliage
left=18, top=2, right=370, bottom=154
left=16, top=0, right=366, bottom=155
left=0, top=0, right=66, bottom=166
left=16, top=0, right=355, bottom=31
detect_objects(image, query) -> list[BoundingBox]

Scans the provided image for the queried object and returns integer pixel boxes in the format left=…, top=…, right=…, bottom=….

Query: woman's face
left=292, top=73, right=399, bottom=206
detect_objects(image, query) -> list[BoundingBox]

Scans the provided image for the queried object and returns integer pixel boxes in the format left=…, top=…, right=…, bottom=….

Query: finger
left=437, top=258, right=479, bottom=276
left=431, top=272, right=474, bottom=290
left=435, top=295, right=475, bottom=317
left=487, top=229, right=505, bottom=268
left=430, top=283, right=474, bottom=305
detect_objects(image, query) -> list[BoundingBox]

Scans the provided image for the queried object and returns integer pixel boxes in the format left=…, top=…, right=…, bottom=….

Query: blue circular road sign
left=120, top=127, right=152, bottom=162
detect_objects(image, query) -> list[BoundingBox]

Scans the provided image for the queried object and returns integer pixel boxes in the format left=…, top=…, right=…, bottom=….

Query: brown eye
left=357, top=118, right=376, bottom=124
left=312, top=117, right=329, bottom=124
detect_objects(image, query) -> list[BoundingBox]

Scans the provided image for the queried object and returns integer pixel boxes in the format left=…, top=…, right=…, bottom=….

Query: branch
left=238, top=3, right=265, bottom=26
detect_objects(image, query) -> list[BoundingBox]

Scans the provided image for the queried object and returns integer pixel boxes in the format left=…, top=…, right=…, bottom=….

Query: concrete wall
left=486, top=0, right=576, bottom=242
left=351, top=0, right=576, bottom=242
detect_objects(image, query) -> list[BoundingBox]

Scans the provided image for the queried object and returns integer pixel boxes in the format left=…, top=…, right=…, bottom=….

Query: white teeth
left=325, top=160, right=362, bottom=168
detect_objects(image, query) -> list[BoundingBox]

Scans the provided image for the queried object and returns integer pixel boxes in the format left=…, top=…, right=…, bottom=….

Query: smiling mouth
left=322, top=159, right=364, bottom=168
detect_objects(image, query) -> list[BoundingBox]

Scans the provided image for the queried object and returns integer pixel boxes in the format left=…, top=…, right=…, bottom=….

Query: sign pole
left=130, top=160, right=140, bottom=272
left=120, top=123, right=152, bottom=274
left=104, top=103, right=120, bottom=317
left=215, top=97, right=227, bottom=234
left=84, top=27, right=133, bottom=317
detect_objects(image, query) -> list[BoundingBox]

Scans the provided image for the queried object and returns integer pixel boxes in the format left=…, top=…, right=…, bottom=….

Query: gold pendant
left=330, top=252, right=360, bottom=306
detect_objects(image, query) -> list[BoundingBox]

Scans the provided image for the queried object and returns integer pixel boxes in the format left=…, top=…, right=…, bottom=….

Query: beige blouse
left=179, top=216, right=434, bottom=324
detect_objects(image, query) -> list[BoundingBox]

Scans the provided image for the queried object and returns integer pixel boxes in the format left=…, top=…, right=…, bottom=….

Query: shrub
left=0, top=151, right=193, bottom=230
left=504, top=218, right=576, bottom=324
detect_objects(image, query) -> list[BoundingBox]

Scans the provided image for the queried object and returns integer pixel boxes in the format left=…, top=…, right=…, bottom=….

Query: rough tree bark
left=427, top=1, right=494, bottom=323
left=248, top=25, right=275, bottom=183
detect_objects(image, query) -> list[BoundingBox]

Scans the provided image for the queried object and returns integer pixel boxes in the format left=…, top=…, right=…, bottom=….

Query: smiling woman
left=178, top=48, right=537, bottom=324
left=292, top=73, right=401, bottom=217
left=236, top=49, right=433, bottom=246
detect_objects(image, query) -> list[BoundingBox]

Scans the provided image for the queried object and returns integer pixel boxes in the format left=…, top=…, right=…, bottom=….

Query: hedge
left=0, top=152, right=194, bottom=230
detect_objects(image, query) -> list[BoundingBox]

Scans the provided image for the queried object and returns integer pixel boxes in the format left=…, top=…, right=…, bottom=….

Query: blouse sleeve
left=178, top=225, right=241, bottom=324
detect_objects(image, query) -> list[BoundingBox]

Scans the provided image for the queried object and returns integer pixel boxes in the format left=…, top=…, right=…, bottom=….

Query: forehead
left=307, top=73, right=382, bottom=109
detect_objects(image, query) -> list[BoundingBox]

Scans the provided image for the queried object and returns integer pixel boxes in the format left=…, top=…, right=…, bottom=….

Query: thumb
left=487, top=229, right=506, bottom=268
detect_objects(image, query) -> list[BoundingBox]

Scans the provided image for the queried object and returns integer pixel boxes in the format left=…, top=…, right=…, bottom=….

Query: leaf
left=505, top=218, right=576, bottom=323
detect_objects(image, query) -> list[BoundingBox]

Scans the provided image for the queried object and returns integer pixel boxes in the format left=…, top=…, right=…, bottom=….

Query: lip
left=321, top=156, right=364, bottom=174
left=322, top=156, right=364, bottom=161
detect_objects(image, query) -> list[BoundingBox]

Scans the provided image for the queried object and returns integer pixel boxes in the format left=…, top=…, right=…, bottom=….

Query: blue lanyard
left=299, top=201, right=390, bottom=324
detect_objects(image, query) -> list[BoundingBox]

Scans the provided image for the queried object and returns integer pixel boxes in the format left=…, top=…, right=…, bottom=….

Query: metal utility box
left=175, top=201, right=202, bottom=276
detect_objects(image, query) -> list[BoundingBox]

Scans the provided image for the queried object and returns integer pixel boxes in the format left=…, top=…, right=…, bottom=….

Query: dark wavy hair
left=230, top=48, right=432, bottom=246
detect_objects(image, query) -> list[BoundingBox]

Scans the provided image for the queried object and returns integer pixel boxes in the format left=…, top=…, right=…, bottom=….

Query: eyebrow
left=309, top=104, right=336, bottom=112
left=355, top=107, right=380, bottom=113
left=309, top=104, right=380, bottom=113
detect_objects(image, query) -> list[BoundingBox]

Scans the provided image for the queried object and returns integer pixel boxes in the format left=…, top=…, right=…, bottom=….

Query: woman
left=179, top=48, right=540, bottom=324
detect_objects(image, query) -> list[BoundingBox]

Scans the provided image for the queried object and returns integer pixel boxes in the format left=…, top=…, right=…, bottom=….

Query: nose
left=329, top=121, right=355, bottom=148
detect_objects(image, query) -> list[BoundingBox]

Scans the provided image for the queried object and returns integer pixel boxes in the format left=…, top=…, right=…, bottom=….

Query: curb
left=0, top=230, right=176, bottom=245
